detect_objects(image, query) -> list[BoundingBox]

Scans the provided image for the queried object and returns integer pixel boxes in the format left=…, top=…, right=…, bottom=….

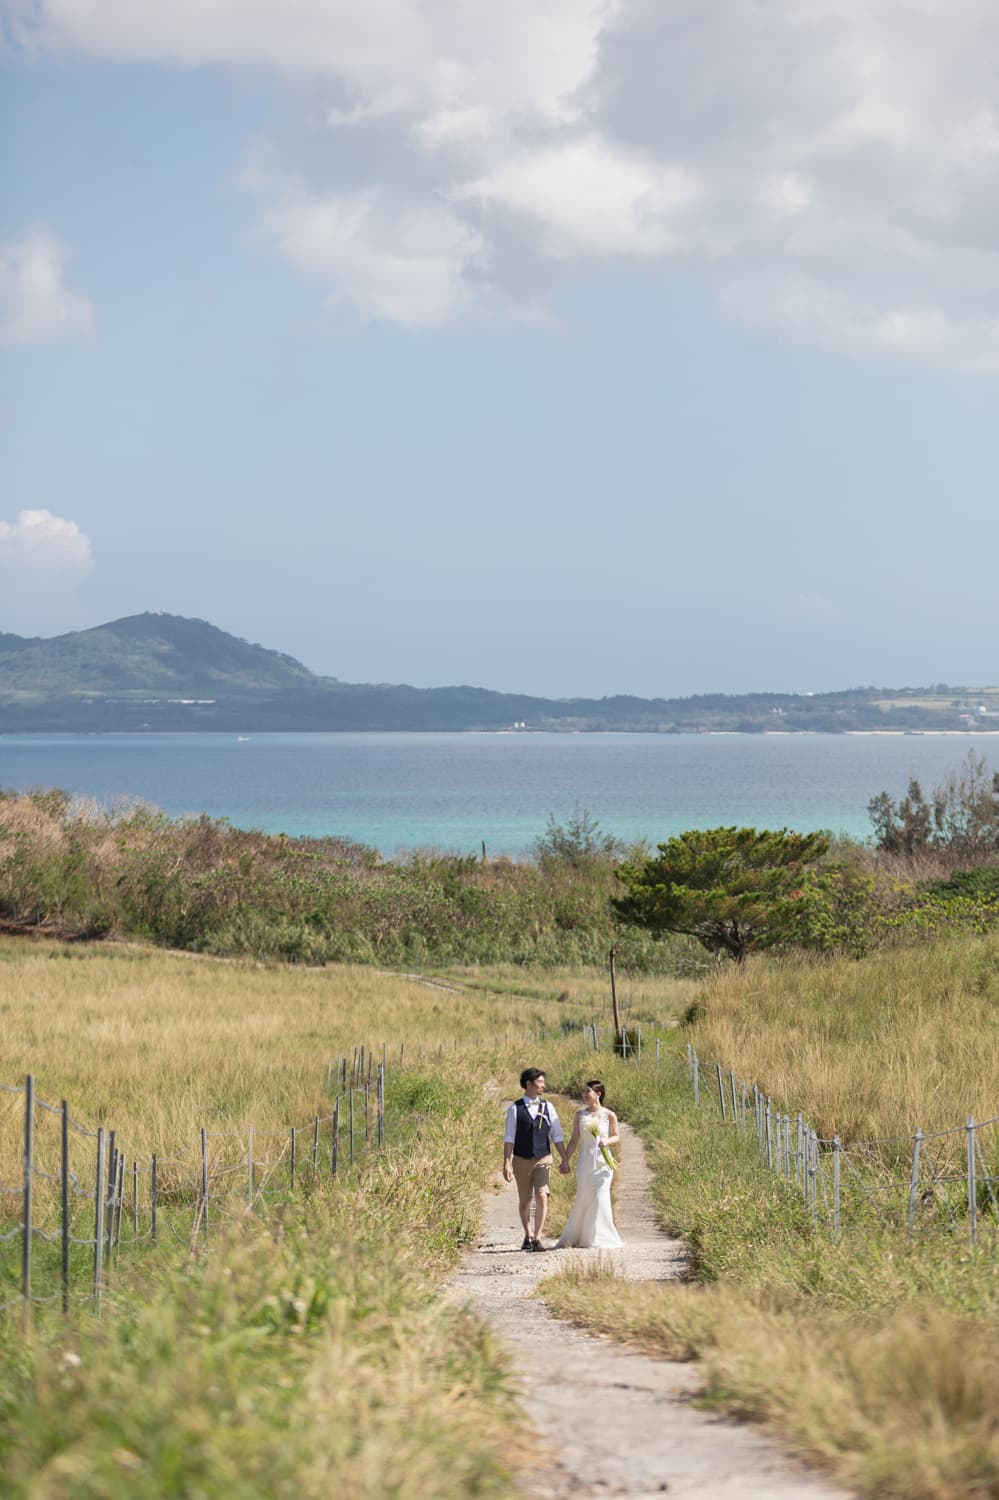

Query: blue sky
left=2, top=2, right=999, bottom=698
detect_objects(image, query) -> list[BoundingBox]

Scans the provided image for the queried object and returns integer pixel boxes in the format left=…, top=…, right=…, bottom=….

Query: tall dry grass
left=686, top=934, right=999, bottom=1141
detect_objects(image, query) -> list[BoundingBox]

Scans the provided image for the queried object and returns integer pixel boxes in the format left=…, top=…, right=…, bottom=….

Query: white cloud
left=13, top=0, right=999, bottom=366
left=0, top=227, right=95, bottom=346
left=0, top=509, right=95, bottom=575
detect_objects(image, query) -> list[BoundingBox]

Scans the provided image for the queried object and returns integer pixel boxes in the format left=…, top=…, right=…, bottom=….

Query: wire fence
left=683, top=1044, right=999, bottom=1244
left=0, top=1045, right=390, bottom=1325
left=0, top=1015, right=609, bottom=1325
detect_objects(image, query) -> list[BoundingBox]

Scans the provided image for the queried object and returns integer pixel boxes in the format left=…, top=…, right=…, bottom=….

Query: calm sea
left=1, top=732, right=996, bottom=857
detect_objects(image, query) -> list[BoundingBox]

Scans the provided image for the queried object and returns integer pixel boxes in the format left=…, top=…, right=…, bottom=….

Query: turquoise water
left=1, top=731, right=996, bottom=857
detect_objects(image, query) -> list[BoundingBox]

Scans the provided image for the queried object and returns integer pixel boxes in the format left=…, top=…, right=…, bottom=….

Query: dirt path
left=449, top=1121, right=853, bottom=1500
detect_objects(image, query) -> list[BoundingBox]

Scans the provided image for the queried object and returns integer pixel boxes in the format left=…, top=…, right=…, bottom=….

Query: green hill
left=1, top=612, right=998, bottom=732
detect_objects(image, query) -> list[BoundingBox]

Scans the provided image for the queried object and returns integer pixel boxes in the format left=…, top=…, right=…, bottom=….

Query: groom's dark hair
left=520, top=1067, right=545, bottom=1089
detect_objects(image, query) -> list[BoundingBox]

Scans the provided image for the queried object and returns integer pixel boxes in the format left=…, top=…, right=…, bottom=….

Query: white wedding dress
left=556, top=1107, right=624, bottom=1250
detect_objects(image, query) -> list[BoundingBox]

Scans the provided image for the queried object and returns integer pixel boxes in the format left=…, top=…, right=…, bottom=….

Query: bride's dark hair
left=584, top=1079, right=606, bottom=1103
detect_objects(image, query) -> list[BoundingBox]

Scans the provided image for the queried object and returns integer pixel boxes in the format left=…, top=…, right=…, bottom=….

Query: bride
left=556, top=1080, right=624, bottom=1250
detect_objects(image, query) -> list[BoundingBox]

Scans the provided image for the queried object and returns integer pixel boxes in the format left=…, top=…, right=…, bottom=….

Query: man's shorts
left=512, top=1153, right=552, bottom=1205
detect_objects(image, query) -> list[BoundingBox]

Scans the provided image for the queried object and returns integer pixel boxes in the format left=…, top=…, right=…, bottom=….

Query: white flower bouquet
left=585, top=1116, right=618, bottom=1170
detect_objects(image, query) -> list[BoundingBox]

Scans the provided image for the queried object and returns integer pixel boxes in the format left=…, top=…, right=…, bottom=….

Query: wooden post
left=609, top=948, right=621, bottom=1045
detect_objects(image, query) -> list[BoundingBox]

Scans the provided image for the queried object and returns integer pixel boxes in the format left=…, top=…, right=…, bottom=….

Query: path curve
left=449, top=1120, right=853, bottom=1500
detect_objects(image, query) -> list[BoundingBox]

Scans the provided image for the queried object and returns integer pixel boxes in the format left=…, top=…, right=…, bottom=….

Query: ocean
left=2, top=731, right=997, bottom=858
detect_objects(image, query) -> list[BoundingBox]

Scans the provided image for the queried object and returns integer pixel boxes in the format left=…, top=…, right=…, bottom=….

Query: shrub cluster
left=0, top=790, right=677, bottom=971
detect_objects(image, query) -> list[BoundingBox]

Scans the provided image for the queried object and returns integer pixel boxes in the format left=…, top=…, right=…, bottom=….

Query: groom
left=502, top=1067, right=568, bottom=1251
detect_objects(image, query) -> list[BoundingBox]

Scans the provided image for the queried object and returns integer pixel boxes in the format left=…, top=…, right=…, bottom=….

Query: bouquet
left=584, top=1116, right=618, bottom=1170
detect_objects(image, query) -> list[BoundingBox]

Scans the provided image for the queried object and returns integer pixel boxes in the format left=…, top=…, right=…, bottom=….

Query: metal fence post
left=151, top=1153, right=157, bottom=1246
left=729, top=1069, right=738, bottom=1120
left=93, top=1127, right=106, bottom=1314
left=312, top=1118, right=319, bottom=1172
left=22, top=1075, right=34, bottom=1320
left=967, top=1118, right=977, bottom=1245
left=833, top=1136, right=841, bottom=1236
left=332, top=1097, right=340, bottom=1177
left=60, top=1099, right=70, bottom=1314
left=200, top=1126, right=209, bottom=1241
left=349, top=1090, right=355, bottom=1165
left=907, top=1129, right=923, bottom=1236
left=716, top=1062, right=727, bottom=1120
left=765, top=1099, right=773, bottom=1169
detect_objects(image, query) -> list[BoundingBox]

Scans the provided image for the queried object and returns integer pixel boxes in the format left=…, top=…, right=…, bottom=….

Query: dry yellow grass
left=687, top=935, right=999, bottom=1141
left=0, top=939, right=562, bottom=1214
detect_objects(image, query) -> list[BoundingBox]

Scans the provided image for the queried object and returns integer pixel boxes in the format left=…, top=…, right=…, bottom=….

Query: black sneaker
left=531, top=1239, right=547, bottom=1252
left=520, top=1236, right=533, bottom=1251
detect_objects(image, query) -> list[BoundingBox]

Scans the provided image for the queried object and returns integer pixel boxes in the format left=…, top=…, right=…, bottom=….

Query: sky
left=2, top=0, right=999, bottom=699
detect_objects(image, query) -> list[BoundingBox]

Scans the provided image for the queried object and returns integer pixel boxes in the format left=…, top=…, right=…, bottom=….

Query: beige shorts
left=512, top=1153, right=552, bottom=1206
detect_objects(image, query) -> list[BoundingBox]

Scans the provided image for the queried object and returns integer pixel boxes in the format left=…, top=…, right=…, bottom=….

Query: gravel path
left=448, top=1120, right=853, bottom=1500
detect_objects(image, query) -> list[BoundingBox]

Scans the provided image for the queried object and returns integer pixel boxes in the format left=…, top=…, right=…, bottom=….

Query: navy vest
left=513, top=1098, right=552, bottom=1159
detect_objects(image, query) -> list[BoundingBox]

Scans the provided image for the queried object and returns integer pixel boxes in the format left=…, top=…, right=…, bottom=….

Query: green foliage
left=614, top=826, right=859, bottom=963
left=0, top=790, right=687, bottom=973
left=868, top=750, right=999, bottom=856
left=532, top=806, right=629, bottom=867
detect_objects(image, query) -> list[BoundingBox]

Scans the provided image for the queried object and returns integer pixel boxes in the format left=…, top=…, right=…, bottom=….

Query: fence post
left=692, top=1052, right=700, bottom=1106
left=775, top=1113, right=783, bottom=1175
left=377, top=1064, right=385, bottom=1147
left=151, top=1154, right=157, bottom=1246
left=349, top=1090, right=355, bottom=1165
left=312, top=1118, right=319, bottom=1171
left=61, top=1099, right=70, bottom=1314
left=740, top=1080, right=747, bottom=1130
left=113, top=1154, right=125, bottom=1263
left=729, top=1069, right=738, bottom=1120
left=716, top=1062, right=727, bottom=1120
left=132, top=1160, right=139, bottom=1240
left=332, top=1097, right=340, bottom=1177
left=365, top=1083, right=370, bottom=1145
left=907, top=1129, right=923, bottom=1236
left=105, top=1134, right=117, bottom=1272
left=22, top=1075, right=34, bottom=1321
left=765, top=1099, right=773, bottom=1169
left=200, top=1126, right=209, bottom=1241
left=93, top=1127, right=106, bottom=1315
left=967, top=1118, right=977, bottom=1245
left=808, top=1130, right=818, bottom=1224
left=833, top=1136, right=841, bottom=1236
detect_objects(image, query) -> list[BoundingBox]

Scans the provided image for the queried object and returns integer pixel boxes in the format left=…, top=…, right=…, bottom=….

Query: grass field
left=2, top=935, right=997, bottom=1497
left=0, top=940, right=605, bottom=1497
left=540, top=933, right=999, bottom=1500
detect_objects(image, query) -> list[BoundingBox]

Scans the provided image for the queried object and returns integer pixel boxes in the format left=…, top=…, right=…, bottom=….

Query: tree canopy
left=613, top=826, right=841, bottom=964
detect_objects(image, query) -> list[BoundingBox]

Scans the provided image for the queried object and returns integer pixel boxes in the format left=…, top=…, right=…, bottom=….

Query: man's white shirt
left=504, top=1096, right=564, bottom=1148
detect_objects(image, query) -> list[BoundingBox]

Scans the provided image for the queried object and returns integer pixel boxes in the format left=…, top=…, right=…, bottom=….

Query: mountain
left=1, top=613, right=997, bottom=732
